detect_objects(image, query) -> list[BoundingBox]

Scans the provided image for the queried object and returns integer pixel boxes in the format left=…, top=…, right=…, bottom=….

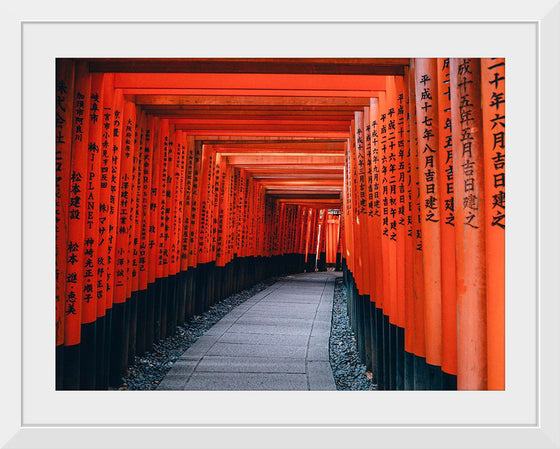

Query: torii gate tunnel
left=55, top=58, right=505, bottom=391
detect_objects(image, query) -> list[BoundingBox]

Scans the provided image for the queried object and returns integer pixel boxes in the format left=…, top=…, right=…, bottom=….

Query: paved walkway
left=158, top=271, right=338, bottom=390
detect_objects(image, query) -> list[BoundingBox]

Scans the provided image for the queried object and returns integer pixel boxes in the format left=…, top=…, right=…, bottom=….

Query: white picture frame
left=3, top=1, right=559, bottom=447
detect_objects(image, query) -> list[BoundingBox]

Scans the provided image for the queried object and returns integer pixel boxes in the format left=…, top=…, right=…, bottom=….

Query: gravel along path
left=329, top=277, right=377, bottom=390
left=114, top=277, right=280, bottom=390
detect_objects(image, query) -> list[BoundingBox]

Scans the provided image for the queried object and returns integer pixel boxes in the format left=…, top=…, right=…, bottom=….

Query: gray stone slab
left=194, top=335, right=221, bottom=345
left=248, top=303, right=318, bottom=312
left=316, top=308, right=332, bottom=316
left=243, top=297, right=264, bottom=303
left=203, top=322, right=233, bottom=334
left=276, top=293, right=323, bottom=298
left=308, top=335, right=329, bottom=347
left=214, top=317, right=240, bottom=326
left=234, top=316, right=315, bottom=327
left=183, top=335, right=219, bottom=356
left=307, top=361, right=336, bottom=391
left=245, top=311, right=317, bottom=318
left=317, top=301, right=333, bottom=310
left=227, top=323, right=312, bottom=336
left=312, top=321, right=332, bottom=332
left=242, top=310, right=317, bottom=319
left=310, top=329, right=331, bottom=338
left=260, top=293, right=318, bottom=299
left=307, top=343, right=330, bottom=362
left=218, top=332, right=309, bottom=346
left=244, top=303, right=317, bottom=311
left=166, top=359, right=198, bottom=377
left=157, top=382, right=184, bottom=391
left=314, top=311, right=333, bottom=322
left=206, top=342, right=307, bottom=359
left=196, top=356, right=306, bottom=373
left=157, top=372, right=190, bottom=390
left=222, top=308, right=248, bottom=317
left=229, top=305, right=252, bottom=313
left=310, top=327, right=331, bottom=338
left=203, top=326, right=229, bottom=336
left=184, top=372, right=309, bottom=390
left=269, top=290, right=323, bottom=295
left=259, top=298, right=321, bottom=304
left=259, top=295, right=312, bottom=304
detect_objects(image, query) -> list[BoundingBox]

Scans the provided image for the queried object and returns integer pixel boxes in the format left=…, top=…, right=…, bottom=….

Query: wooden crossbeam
left=134, top=95, right=370, bottom=107
left=124, top=88, right=381, bottom=98
left=85, top=58, right=408, bottom=75
left=225, top=154, right=345, bottom=165
left=114, top=73, right=386, bottom=90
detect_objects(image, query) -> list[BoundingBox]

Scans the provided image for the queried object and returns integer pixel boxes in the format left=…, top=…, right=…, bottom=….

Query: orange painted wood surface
left=408, top=61, right=427, bottom=359
left=481, top=58, right=505, bottom=390
left=437, top=58, right=458, bottom=376
left=64, top=62, right=92, bottom=346
left=414, top=59, right=443, bottom=367
left=56, top=59, right=75, bottom=345
left=82, top=72, right=105, bottom=324
left=450, top=58, right=488, bottom=390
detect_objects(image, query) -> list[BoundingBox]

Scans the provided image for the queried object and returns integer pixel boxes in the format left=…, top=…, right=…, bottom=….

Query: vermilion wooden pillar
left=129, top=111, right=146, bottom=359
left=348, top=119, right=360, bottom=289
left=414, top=59, right=443, bottom=388
left=179, top=135, right=193, bottom=274
left=173, top=133, right=189, bottom=320
left=95, top=74, right=116, bottom=389
left=136, top=114, right=154, bottom=354
left=378, top=89, right=396, bottom=389
left=436, top=58, right=458, bottom=386
left=384, top=78, right=399, bottom=335
left=394, top=76, right=408, bottom=390
left=363, top=106, right=376, bottom=298
left=188, top=140, right=203, bottom=275
left=368, top=97, right=386, bottom=388
left=80, top=72, right=105, bottom=390
left=162, top=130, right=178, bottom=334
left=125, top=108, right=142, bottom=360
left=450, top=58, right=488, bottom=390
left=343, top=138, right=353, bottom=282
left=354, top=110, right=369, bottom=296
left=55, top=59, right=75, bottom=389
left=481, top=58, right=506, bottom=390
left=158, top=119, right=172, bottom=336
left=408, top=60, right=428, bottom=389
left=108, top=97, right=135, bottom=386
left=394, top=79, right=407, bottom=331
left=63, top=62, right=91, bottom=389
left=402, top=67, right=416, bottom=390
left=146, top=116, right=161, bottom=349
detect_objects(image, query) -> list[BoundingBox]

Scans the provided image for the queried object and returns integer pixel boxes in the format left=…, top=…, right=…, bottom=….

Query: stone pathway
left=158, top=271, right=338, bottom=390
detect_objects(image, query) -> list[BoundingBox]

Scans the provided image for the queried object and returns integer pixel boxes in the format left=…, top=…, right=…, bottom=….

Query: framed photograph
left=3, top=1, right=559, bottom=447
